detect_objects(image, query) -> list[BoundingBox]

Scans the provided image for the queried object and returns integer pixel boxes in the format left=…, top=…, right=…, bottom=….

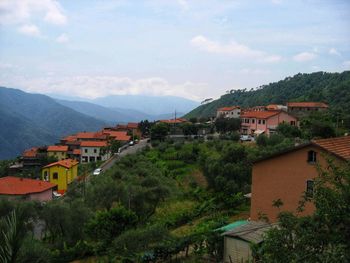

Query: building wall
left=29, top=189, right=53, bottom=201
left=80, top=146, right=109, bottom=163
left=47, top=151, right=67, bottom=160
left=250, top=145, right=332, bottom=222
left=288, top=107, right=327, bottom=118
left=42, top=164, right=78, bottom=193
left=224, top=237, right=252, bottom=263
left=266, top=112, right=297, bottom=135
left=217, top=109, right=241, bottom=119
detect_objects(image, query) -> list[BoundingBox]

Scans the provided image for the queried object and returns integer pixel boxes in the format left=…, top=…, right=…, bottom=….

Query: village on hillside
left=1, top=99, right=349, bottom=262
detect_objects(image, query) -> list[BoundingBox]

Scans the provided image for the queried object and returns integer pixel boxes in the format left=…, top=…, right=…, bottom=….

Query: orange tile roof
left=23, top=147, right=38, bottom=158
left=47, top=145, right=69, bottom=152
left=43, top=158, right=79, bottom=169
left=127, top=122, right=139, bottom=129
left=62, top=135, right=77, bottom=141
left=103, top=131, right=131, bottom=141
left=218, top=106, right=240, bottom=111
left=266, top=104, right=279, bottom=110
left=287, top=102, right=328, bottom=108
left=73, top=149, right=81, bottom=155
left=241, top=110, right=281, bottom=119
left=313, top=136, right=350, bottom=160
left=159, top=118, right=187, bottom=124
left=80, top=141, right=107, bottom=147
left=76, top=132, right=97, bottom=139
left=0, top=176, right=56, bottom=195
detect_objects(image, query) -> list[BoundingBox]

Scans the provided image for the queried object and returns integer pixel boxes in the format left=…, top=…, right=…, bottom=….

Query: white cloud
left=177, top=0, right=189, bottom=11
left=56, top=33, right=69, bottom=43
left=4, top=75, right=208, bottom=101
left=18, top=24, right=41, bottom=37
left=190, top=35, right=281, bottom=63
left=329, top=48, right=341, bottom=56
left=293, top=52, right=317, bottom=62
left=0, top=0, right=67, bottom=25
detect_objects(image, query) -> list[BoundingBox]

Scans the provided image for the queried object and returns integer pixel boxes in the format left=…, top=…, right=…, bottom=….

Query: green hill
left=185, top=71, right=350, bottom=122
left=0, top=87, right=107, bottom=160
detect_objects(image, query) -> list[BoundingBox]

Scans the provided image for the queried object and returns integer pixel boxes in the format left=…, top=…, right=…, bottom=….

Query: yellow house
left=47, top=145, right=69, bottom=160
left=42, top=159, right=79, bottom=194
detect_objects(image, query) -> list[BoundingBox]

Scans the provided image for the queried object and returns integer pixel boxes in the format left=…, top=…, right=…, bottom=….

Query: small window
left=262, top=120, right=266, bottom=125
left=252, top=119, right=255, bottom=124
left=53, top=172, right=58, bottom=180
left=44, top=171, right=49, bottom=181
left=290, top=121, right=296, bottom=126
left=307, top=150, right=317, bottom=163
left=306, top=180, right=314, bottom=198
left=258, top=120, right=261, bottom=124
left=84, top=149, right=88, bottom=153
left=94, top=149, right=97, bottom=153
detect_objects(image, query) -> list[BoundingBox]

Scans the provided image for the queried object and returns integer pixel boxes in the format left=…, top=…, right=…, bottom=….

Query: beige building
left=216, top=106, right=241, bottom=119
left=80, top=141, right=110, bottom=163
left=47, top=145, right=68, bottom=160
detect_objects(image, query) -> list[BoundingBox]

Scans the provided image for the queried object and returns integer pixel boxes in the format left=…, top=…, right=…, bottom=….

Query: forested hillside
left=185, top=71, right=350, bottom=123
left=0, top=87, right=106, bottom=159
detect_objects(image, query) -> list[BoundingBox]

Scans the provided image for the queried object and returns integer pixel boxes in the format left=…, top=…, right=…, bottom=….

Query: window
left=258, top=119, right=261, bottom=124
left=245, top=118, right=249, bottom=123
left=306, top=180, right=314, bottom=198
left=84, top=149, right=88, bottom=153
left=307, top=150, right=317, bottom=163
left=252, top=119, right=255, bottom=124
left=53, top=172, right=58, bottom=180
left=290, top=121, right=296, bottom=126
left=94, top=149, right=97, bottom=153
left=44, top=171, right=49, bottom=181
left=262, top=120, right=266, bottom=125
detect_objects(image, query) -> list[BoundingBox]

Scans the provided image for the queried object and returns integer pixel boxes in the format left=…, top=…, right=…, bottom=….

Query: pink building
left=0, top=176, right=56, bottom=201
left=240, top=110, right=298, bottom=136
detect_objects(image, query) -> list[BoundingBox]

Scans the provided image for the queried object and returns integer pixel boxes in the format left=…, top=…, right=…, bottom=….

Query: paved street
left=100, top=139, right=149, bottom=171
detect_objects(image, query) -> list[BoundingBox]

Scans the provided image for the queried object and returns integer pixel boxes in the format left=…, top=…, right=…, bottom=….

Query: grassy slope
left=185, top=71, right=350, bottom=119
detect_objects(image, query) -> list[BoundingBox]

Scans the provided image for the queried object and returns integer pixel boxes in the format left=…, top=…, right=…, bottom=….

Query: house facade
left=250, top=136, right=350, bottom=222
left=287, top=102, right=328, bottom=118
left=240, top=110, right=297, bottom=136
left=216, top=106, right=241, bottom=119
left=0, top=176, right=56, bottom=201
left=80, top=141, right=109, bottom=163
left=47, top=145, right=68, bottom=160
left=42, top=159, right=79, bottom=194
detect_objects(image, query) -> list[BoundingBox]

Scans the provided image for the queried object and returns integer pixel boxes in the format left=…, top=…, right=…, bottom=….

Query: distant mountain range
left=56, top=99, right=185, bottom=123
left=185, top=71, right=350, bottom=121
left=0, top=87, right=106, bottom=160
left=0, top=88, right=198, bottom=160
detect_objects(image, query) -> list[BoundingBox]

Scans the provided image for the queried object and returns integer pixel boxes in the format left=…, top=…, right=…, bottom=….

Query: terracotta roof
left=313, top=136, right=350, bottom=160
left=47, top=145, right=68, bottom=152
left=62, top=135, right=77, bottom=141
left=103, top=131, right=131, bottom=141
left=266, top=104, right=279, bottom=110
left=159, top=118, right=187, bottom=124
left=127, top=122, right=139, bottom=129
left=0, top=176, right=56, bottom=195
left=241, top=110, right=281, bottom=119
left=80, top=141, right=107, bottom=147
left=23, top=147, right=38, bottom=158
left=287, top=102, right=329, bottom=108
left=73, top=149, right=81, bottom=155
left=218, top=106, right=240, bottom=111
left=43, top=158, right=79, bottom=169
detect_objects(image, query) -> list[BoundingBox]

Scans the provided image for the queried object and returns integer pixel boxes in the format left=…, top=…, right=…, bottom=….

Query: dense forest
left=185, top=71, right=350, bottom=127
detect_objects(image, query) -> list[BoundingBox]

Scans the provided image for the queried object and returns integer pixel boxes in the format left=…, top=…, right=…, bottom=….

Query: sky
left=0, top=0, right=349, bottom=102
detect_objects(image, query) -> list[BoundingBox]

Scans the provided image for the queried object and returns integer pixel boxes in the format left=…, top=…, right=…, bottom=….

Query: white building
left=216, top=106, right=241, bottom=119
left=80, top=141, right=110, bottom=163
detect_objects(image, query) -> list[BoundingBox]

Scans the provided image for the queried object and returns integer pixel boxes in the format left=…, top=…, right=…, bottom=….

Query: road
left=100, top=139, right=149, bottom=171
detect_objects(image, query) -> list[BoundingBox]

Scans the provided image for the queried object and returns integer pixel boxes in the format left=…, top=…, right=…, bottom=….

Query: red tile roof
left=62, top=135, right=77, bottom=141
left=47, top=145, right=68, bottom=152
left=0, top=176, right=56, bottom=195
left=43, top=158, right=79, bottom=169
left=23, top=147, right=38, bottom=158
left=80, top=141, right=107, bottom=147
left=72, top=149, right=81, bottom=155
left=103, top=131, right=131, bottom=141
left=127, top=122, right=139, bottom=129
left=266, top=104, right=279, bottom=110
left=240, top=111, right=281, bottom=119
left=287, top=102, right=328, bottom=108
left=76, top=132, right=96, bottom=139
left=313, top=136, right=350, bottom=160
left=159, top=118, right=187, bottom=124
left=217, top=106, right=240, bottom=111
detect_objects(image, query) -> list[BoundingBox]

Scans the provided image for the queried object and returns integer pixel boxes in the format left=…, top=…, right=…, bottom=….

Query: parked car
left=240, top=135, right=253, bottom=141
left=93, top=168, right=103, bottom=175
left=129, top=141, right=134, bottom=146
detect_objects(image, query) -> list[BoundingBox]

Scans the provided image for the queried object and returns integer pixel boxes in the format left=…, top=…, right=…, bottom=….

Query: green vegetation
left=185, top=71, right=350, bottom=130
